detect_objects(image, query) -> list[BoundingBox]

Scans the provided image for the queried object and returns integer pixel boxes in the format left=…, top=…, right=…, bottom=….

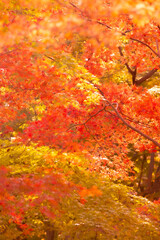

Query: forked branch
left=97, top=87, right=160, bottom=148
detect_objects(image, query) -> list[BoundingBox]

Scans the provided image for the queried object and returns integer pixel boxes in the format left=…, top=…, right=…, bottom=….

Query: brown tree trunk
left=137, top=154, right=146, bottom=191
left=147, top=152, right=155, bottom=191
left=46, top=229, right=58, bottom=240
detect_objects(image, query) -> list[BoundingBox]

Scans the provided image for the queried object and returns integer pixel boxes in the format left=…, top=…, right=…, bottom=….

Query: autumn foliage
left=1, top=0, right=160, bottom=239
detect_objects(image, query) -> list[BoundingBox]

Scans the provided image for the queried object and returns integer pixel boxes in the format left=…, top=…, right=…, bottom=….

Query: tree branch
left=106, top=100, right=160, bottom=147
left=118, top=46, right=134, bottom=75
left=130, top=37, right=160, bottom=58
left=69, top=2, right=160, bottom=85
left=118, top=47, right=158, bottom=86
left=66, top=105, right=106, bottom=132
left=69, top=2, right=112, bottom=30
left=96, top=87, right=160, bottom=149
left=135, top=68, right=158, bottom=85
left=137, top=154, right=146, bottom=191
left=147, top=152, right=155, bottom=190
left=118, top=46, right=137, bottom=84
left=70, top=2, right=160, bottom=59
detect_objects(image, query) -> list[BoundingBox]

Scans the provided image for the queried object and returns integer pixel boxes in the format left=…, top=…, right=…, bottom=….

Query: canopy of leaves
left=1, top=0, right=160, bottom=239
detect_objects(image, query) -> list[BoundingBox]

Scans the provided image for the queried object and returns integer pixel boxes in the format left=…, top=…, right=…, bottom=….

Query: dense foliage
left=1, top=0, right=160, bottom=239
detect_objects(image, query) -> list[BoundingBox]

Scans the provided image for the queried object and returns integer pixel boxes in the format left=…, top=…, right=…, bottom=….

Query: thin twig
left=66, top=105, right=106, bottom=132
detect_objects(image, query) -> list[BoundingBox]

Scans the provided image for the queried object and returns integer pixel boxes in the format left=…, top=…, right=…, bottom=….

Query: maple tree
left=1, top=0, right=160, bottom=239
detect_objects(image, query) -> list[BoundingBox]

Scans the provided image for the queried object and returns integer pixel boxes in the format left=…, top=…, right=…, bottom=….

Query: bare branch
left=118, top=46, right=134, bottom=75
left=69, top=2, right=112, bottom=30
left=95, top=20, right=112, bottom=30
left=118, top=47, right=158, bottom=85
left=118, top=46, right=137, bottom=84
left=69, top=2, right=86, bottom=17
left=96, top=87, right=160, bottom=149
left=44, top=54, right=55, bottom=61
left=66, top=105, right=106, bottom=132
left=130, top=37, right=160, bottom=58
left=135, top=68, right=158, bottom=85
left=106, top=100, right=160, bottom=148
left=120, top=111, right=152, bottom=128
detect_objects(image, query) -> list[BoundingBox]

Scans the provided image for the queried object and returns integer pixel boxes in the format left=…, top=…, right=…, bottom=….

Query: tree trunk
left=137, top=154, right=146, bottom=191
left=44, top=220, right=58, bottom=240
left=46, top=229, right=58, bottom=240
left=147, top=152, right=155, bottom=190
